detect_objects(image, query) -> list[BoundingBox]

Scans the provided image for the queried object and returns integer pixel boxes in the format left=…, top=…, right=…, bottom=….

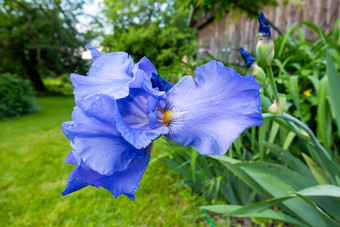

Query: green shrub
left=43, top=74, right=74, bottom=95
left=0, top=73, right=39, bottom=119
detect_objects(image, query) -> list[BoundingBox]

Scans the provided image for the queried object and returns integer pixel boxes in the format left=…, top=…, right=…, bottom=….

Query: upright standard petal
left=114, top=70, right=169, bottom=149
left=151, top=73, right=175, bottom=92
left=62, top=95, right=144, bottom=176
left=87, top=43, right=102, bottom=62
left=71, top=52, right=135, bottom=103
left=133, top=56, right=157, bottom=79
left=132, top=57, right=174, bottom=92
left=164, top=60, right=263, bottom=156
left=63, top=149, right=151, bottom=200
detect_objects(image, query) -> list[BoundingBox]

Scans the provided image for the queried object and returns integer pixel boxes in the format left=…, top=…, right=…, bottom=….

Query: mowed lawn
left=0, top=96, right=203, bottom=226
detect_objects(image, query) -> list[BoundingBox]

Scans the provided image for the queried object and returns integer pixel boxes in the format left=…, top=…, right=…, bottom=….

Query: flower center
left=162, top=108, right=182, bottom=126
left=163, top=110, right=173, bottom=126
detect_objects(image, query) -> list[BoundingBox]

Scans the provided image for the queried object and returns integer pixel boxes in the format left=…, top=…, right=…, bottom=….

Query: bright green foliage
left=0, top=96, right=205, bottom=226
left=161, top=139, right=259, bottom=205
left=273, top=20, right=340, bottom=151
left=203, top=147, right=340, bottom=226
left=326, top=50, right=340, bottom=138
left=0, top=73, right=39, bottom=119
left=102, top=0, right=197, bottom=68
left=161, top=20, right=340, bottom=226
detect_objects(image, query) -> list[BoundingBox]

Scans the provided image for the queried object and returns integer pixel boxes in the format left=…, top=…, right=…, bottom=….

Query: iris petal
left=71, top=52, right=134, bottom=103
left=87, top=43, right=102, bottom=62
left=133, top=56, right=157, bottom=79
left=115, top=83, right=169, bottom=149
left=165, top=60, right=263, bottom=156
left=151, top=73, right=175, bottom=92
left=63, top=168, right=86, bottom=196
left=63, top=150, right=151, bottom=200
left=62, top=95, right=144, bottom=176
left=258, top=11, right=271, bottom=37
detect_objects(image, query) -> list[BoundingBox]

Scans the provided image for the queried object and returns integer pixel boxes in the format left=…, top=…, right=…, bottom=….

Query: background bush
left=0, top=73, right=39, bottom=120
left=43, top=74, right=74, bottom=96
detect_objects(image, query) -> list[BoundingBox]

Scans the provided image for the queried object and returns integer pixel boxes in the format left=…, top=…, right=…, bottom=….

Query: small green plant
left=0, top=73, right=39, bottom=120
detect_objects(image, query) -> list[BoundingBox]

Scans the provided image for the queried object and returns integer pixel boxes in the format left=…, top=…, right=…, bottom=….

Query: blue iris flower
left=62, top=44, right=263, bottom=200
left=258, top=11, right=271, bottom=37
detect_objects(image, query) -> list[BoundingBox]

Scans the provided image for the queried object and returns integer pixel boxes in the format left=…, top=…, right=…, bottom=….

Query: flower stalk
left=266, top=66, right=281, bottom=115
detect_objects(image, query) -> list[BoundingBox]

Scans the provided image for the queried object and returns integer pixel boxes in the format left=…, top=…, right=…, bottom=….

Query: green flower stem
left=266, top=66, right=280, bottom=108
left=263, top=112, right=331, bottom=160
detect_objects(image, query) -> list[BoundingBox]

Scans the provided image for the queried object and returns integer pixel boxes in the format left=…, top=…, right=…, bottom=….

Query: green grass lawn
left=0, top=96, right=204, bottom=226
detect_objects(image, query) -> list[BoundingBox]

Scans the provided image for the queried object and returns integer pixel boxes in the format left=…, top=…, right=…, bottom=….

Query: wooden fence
left=192, top=0, right=340, bottom=60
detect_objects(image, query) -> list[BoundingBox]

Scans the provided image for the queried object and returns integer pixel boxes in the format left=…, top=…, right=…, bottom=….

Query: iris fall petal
left=62, top=95, right=145, bottom=176
left=63, top=149, right=151, bottom=200
left=165, top=60, right=263, bottom=156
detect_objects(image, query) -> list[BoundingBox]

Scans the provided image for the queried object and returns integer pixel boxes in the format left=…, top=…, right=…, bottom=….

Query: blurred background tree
left=102, top=0, right=197, bottom=68
left=0, top=0, right=99, bottom=91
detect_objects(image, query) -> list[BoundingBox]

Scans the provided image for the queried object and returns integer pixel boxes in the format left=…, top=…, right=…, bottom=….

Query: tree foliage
left=186, top=0, right=278, bottom=19
left=0, top=0, right=99, bottom=91
left=102, top=0, right=197, bottom=67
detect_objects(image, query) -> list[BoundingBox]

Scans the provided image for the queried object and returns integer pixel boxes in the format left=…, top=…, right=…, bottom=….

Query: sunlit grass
left=0, top=96, right=204, bottom=226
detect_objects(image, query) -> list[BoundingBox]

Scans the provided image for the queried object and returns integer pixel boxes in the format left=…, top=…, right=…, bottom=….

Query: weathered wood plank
left=195, top=0, right=340, bottom=59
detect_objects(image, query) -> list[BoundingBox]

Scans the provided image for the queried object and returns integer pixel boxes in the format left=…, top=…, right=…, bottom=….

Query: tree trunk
left=23, top=58, right=47, bottom=92
left=27, top=69, right=47, bottom=92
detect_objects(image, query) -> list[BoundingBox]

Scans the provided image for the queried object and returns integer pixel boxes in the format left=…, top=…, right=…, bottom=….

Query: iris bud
left=240, top=47, right=265, bottom=87
left=256, top=34, right=274, bottom=67
left=249, top=63, right=266, bottom=87
left=239, top=47, right=255, bottom=68
left=268, top=94, right=285, bottom=115
left=256, top=12, right=274, bottom=67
